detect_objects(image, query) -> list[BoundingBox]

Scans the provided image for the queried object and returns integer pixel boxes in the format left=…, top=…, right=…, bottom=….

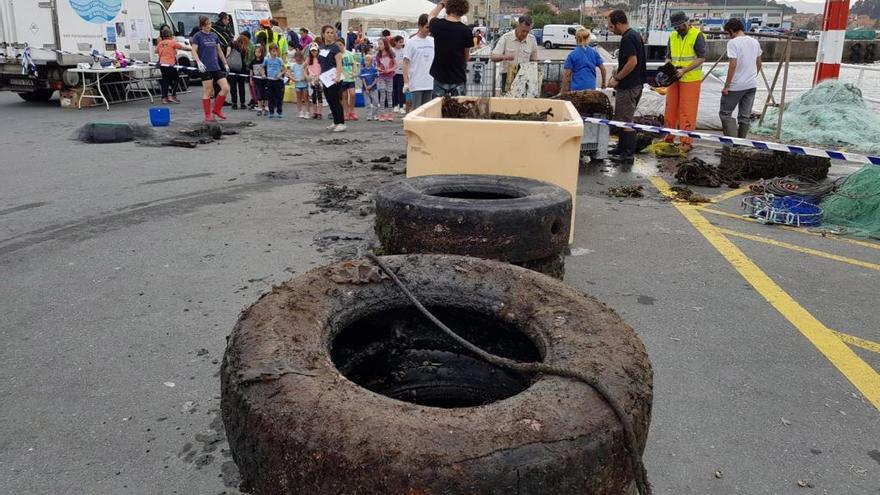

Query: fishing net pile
left=755, top=81, right=880, bottom=154
left=819, top=165, right=880, bottom=238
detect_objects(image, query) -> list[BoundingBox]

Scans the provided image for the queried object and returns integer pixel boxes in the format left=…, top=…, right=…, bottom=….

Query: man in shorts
left=606, top=10, right=646, bottom=164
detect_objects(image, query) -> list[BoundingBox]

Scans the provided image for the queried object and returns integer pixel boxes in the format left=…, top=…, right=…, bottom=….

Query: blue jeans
left=433, top=81, right=466, bottom=98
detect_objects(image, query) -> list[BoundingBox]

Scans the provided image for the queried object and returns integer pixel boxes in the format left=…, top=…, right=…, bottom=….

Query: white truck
left=168, top=0, right=273, bottom=40
left=0, top=0, right=191, bottom=102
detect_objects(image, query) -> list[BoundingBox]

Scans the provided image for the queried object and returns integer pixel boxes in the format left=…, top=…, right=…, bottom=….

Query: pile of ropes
left=755, top=81, right=880, bottom=155
left=748, top=175, right=841, bottom=200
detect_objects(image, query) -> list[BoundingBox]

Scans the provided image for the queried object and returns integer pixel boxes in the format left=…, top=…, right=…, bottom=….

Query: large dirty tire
left=375, top=175, right=571, bottom=263
left=222, top=255, right=653, bottom=495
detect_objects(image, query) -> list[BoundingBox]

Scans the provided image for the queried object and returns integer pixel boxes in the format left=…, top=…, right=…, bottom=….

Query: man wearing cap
left=260, top=19, right=288, bottom=58
left=664, top=11, right=706, bottom=152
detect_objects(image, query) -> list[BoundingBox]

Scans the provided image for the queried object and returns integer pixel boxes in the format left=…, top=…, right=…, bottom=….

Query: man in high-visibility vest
left=259, top=19, right=288, bottom=59
left=664, top=12, right=706, bottom=152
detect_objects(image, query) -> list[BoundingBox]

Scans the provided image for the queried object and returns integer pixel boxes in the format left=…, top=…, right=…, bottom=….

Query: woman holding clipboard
left=318, top=25, right=346, bottom=132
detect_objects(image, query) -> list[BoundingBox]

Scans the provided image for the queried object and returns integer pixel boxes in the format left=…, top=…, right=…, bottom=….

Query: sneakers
left=326, top=123, right=337, bottom=130
left=276, top=113, right=283, bottom=119
left=267, top=112, right=275, bottom=119
left=255, top=109, right=262, bottom=116
left=348, top=112, right=359, bottom=121
left=333, top=124, right=346, bottom=132
left=378, top=113, right=386, bottom=122
left=386, top=112, right=394, bottom=122
left=161, top=97, right=170, bottom=104
left=396, top=106, right=404, bottom=114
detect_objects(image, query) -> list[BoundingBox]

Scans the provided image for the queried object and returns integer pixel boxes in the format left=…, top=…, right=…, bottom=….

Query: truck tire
left=544, top=41, right=554, bottom=49
left=18, top=89, right=54, bottom=102
left=221, top=254, right=653, bottom=495
left=375, top=175, right=571, bottom=264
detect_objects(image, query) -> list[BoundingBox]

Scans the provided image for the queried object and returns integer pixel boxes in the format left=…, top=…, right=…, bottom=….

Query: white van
left=0, top=0, right=185, bottom=101
left=541, top=24, right=586, bottom=49
left=168, top=0, right=273, bottom=39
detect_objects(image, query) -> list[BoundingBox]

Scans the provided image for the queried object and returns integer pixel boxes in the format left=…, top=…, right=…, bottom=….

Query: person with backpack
left=228, top=33, right=252, bottom=109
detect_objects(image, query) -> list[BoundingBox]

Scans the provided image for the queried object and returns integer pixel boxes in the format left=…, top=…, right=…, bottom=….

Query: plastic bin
left=355, top=90, right=364, bottom=107
left=149, top=107, right=170, bottom=127
left=403, top=96, right=584, bottom=242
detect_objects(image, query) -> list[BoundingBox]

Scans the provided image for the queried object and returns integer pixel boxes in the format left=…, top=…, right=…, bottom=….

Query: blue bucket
left=355, top=91, right=364, bottom=108
left=149, top=107, right=170, bottom=127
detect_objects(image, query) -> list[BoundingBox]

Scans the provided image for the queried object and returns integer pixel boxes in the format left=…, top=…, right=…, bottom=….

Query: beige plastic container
left=404, top=97, right=584, bottom=243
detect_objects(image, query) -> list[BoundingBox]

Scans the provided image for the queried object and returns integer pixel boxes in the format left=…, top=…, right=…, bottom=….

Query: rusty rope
left=365, top=253, right=651, bottom=495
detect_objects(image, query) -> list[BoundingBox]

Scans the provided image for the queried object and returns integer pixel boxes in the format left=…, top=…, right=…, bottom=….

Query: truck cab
left=0, top=0, right=184, bottom=101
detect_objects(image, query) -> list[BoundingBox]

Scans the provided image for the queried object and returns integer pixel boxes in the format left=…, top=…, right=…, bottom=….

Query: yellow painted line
left=718, top=228, right=880, bottom=272
left=701, top=207, right=880, bottom=252
left=651, top=176, right=880, bottom=410
left=835, top=331, right=880, bottom=354
left=710, top=187, right=749, bottom=203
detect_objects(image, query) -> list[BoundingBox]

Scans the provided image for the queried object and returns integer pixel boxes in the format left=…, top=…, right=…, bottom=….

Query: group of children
left=249, top=36, right=410, bottom=121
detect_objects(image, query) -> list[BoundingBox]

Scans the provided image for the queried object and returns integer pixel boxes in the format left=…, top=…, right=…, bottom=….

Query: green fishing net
left=755, top=81, right=880, bottom=155
left=820, top=165, right=880, bottom=239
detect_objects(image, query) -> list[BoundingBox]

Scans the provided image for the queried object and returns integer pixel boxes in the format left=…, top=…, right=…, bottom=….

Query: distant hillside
left=851, top=0, right=880, bottom=18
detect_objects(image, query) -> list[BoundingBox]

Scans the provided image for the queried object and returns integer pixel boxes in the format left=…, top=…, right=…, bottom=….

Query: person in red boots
left=191, top=15, right=231, bottom=122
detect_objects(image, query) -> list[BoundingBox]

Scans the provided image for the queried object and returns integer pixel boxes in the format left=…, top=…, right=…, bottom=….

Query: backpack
left=228, top=48, right=244, bottom=72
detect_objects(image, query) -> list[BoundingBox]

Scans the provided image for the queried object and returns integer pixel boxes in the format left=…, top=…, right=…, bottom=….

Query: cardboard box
left=60, top=87, right=98, bottom=109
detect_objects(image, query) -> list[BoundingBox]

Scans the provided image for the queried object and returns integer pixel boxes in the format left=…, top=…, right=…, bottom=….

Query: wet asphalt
left=0, top=91, right=877, bottom=494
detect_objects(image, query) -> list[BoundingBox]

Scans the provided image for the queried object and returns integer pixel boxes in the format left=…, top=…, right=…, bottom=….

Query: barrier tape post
left=584, top=117, right=880, bottom=166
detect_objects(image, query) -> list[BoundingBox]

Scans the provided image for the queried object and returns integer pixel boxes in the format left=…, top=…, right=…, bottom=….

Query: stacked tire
left=221, top=254, right=653, bottom=495
left=375, top=175, right=572, bottom=279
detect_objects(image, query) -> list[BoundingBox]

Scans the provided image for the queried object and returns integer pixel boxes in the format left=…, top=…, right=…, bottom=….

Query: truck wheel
left=18, top=89, right=54, bottom=102
left=221, top=254, right=653, bottom=495
left=544, top=41, right=553, bottom=49
left=375, top=175, right=571, bottom=264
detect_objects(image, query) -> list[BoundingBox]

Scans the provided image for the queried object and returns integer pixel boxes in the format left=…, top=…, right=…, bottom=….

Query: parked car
left=541, top=24, right=586, bottom=49
left=532, top=28, right=543, bottom=45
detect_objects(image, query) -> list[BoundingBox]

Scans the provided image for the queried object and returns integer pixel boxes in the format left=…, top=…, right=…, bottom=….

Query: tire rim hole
left=330, top=306, right=541, bottom=408
left=423, top=185, right=527, bottom=201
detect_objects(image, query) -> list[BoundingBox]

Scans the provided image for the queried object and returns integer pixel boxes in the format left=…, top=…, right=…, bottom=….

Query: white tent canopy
left=340, top=0, right=460, bottom=30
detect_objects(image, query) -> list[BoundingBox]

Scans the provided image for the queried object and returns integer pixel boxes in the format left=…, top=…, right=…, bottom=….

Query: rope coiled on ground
left=749, top=175, right=842, bottom=198
left=366, top=253, right=652, bottom=495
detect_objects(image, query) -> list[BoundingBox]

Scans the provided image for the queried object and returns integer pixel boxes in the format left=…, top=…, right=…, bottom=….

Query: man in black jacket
left=211, top=12, right=234, bottom=103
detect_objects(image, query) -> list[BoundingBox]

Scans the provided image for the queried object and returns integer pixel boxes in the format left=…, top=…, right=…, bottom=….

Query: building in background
left=637, top=3, right=791, bottom=33
left=271, top=0, right=380, bottom=31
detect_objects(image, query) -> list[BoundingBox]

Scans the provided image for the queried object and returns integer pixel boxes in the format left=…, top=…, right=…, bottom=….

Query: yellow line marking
left=701, top=207, right=880, bottom=252
left=710, top=187, right=749, bottom=203
left=718, top=228, right=880, bottom=272
left=650, top=176, right=880, bottom=410
left=834, top=331, right=880, bottom=354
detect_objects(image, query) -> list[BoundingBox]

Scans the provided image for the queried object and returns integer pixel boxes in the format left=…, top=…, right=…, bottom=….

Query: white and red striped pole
left=813, top=0, right=850, bottom=85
